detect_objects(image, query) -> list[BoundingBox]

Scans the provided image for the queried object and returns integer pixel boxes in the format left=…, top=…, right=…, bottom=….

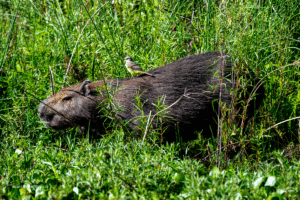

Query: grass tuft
left=0, top=0, right=300, bottom=198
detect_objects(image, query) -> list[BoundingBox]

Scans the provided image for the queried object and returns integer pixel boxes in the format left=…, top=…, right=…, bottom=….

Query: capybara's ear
left=80, top=80, right=92, bottom=96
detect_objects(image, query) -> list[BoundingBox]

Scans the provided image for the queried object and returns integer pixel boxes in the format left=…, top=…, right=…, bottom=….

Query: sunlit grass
left=0, top=0, right=300, bottom=198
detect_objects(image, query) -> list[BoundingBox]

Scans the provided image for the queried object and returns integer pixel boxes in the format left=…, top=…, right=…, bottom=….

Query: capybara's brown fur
left=38, top=52, right=263, bottom=141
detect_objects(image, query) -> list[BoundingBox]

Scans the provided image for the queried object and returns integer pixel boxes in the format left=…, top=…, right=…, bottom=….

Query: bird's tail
left=144, top=72, right=155, bottom=77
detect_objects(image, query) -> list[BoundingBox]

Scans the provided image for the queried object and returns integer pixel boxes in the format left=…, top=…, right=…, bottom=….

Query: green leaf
left=276, top=189, right=286, bottom=195
left=73, top=187, right=79, bottom=195
left=235, top=192, right=242, bottom=200
left=19, top=188, right=28, bottom=196
left=24, top=184, right=32, bottom=193
left=35, top=186, right=44, bottom=197
left=16, top=63, right=22, bottom=72
left=15, top=149, right=23, bottom=155
left=173, top=173, right=182, bottom=184
left=209, top=166, right=220, bottom=177
left=42, top=161, right=53, bottom=166
left=265, top=176, right=276, bottom=187
left=253, top=177, right=265, bottom=189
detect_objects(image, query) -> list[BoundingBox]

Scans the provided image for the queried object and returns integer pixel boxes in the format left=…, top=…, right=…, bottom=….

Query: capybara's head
left=38, top=80, right=104, bottom=132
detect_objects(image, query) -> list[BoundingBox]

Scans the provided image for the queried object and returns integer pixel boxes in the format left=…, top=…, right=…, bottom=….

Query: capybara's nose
left=38, top=100, right=49, bottom=119
left=38, top=103, right=44, bottom=117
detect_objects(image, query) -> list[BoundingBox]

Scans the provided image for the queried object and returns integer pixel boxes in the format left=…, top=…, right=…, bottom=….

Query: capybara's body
left=38, top=52, right=262, bottom=141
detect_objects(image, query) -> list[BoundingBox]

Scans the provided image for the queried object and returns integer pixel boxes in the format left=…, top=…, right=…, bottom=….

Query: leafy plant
left=0, top=0, right=300, bottom=198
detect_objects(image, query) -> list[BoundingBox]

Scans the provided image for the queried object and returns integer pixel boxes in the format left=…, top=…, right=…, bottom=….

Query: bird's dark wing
left=130, top=63, right=144, bottom=72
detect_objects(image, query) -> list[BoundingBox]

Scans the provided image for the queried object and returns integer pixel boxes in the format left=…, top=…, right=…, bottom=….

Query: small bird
left=123, top=56, right=154, bottom=77
left=293, top=61, right=300, bottom=66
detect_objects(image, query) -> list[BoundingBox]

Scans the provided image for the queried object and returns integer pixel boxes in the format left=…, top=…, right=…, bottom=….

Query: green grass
left=1, top=0, right=300, bottom=198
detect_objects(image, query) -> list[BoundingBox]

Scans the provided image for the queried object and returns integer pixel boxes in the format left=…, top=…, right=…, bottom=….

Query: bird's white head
left=123, top=56, right=133, bottom=62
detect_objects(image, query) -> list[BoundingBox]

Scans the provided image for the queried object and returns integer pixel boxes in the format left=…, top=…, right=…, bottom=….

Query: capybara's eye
left=62, top=96, right=72, bottom=101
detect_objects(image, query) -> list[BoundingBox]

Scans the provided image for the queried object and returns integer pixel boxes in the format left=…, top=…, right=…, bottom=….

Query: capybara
left=38, top=52, right=263, bottom=141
